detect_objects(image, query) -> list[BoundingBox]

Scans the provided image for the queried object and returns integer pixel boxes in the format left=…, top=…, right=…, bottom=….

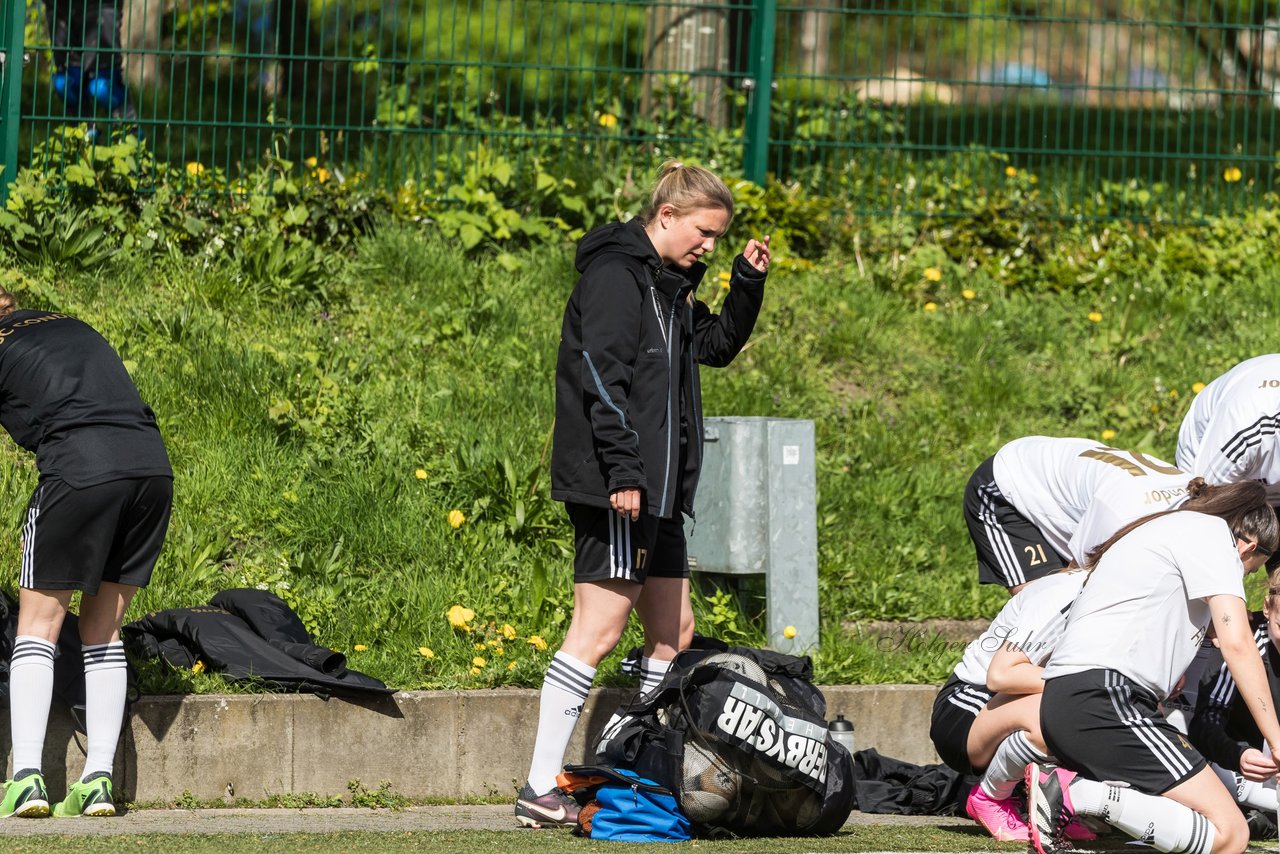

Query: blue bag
left=573, top=766, right=691, bottom=842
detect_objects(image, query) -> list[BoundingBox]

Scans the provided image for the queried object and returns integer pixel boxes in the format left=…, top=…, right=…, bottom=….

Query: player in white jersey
left=1024, top=480, right=1280, bottom=854
left=930, top=569, right=1093, bottom=842
left=965, top=436, right=1190, bottom=592
left=1177, top=354, right=1280, bottom=505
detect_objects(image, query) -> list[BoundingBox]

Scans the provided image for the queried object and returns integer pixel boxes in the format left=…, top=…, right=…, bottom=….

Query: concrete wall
left=10, top=685, right=941, bottom=801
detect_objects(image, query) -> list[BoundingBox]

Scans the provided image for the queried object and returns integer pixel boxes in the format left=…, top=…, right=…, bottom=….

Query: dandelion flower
left=304, top=156, right=318, bottom=168
left=1004, top=166, right=1018, bottom=177
left=1192, top=382, right=1206, bottom=394
left=448, top=509, right=466, bottom=529
left=192, top=660, right=206, bottom=674
left=528, top=635, right=548, bottom=651
left=494, top=646, right=505, bottom=656
left=415, top=469, right=428, bottom=480
left=472, top=656, right=486, bottom=668
left=961, top=289, right=976, bottom=300
left=501, top=624, right=517, bottom=640
left=1224, top=167, right=1243, bottom=183
left=474, top=642, right=486, bottom=651
left=186, top=162, right=205, bottom=176
left=598, top=113, right=618, bottom=128
left=353, top=644, right=368, bottom=652
left=923, top=302, right=938, bottom=313
left=470, top=666, right=482, bottom=675
left=1087, top=311, right=1103, bottom=323
left=1169, top=389, right=1179, bottom=398
left=446, top=605, right=475, bottom=631
left=923, top=267, right=942, bottom=282
left=508, top=662, right=517, bottom=671
left=1101, top=429, right=1117, bottom=441
left=316, top=168, right=331, bottom=184
left=419, top=647, right=435, bottom=659
left=783, top=625, right=797, bottom=639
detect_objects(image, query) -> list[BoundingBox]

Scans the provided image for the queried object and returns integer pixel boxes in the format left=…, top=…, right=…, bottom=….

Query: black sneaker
left=514, top=782, right=579, bottom=828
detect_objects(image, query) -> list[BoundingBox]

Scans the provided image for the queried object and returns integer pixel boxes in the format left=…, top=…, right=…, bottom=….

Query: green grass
left=4, top=197, right=1280, bottom=691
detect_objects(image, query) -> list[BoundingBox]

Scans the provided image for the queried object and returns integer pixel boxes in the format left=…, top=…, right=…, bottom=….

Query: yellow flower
left=923, top=267, right=942, bottom=282
left=494, top=646, right=505, bottom=656
left=474, top=642, right=486, bottom=651
left=501, top=624, right=517, bottom=640
left=446, top=605, right=475, bottom=631
left=192, top=660, right=206, bottom=674
left=470, top=666, right=482, bottom=675
left=415, top=469, right=428, bottom=480
left=923, top=302, right=938, bottom=313
left=1101, top=429, right=1117, bottom=441
left=304, top=156, right=318, bottom=168
left=472, top=656, right=486, bottom=668
left=598, top=113, right=618, bottom=128
left=717, top=271, right=732, bottom=291
left=1192, top=382, right=1206, bottom=394
left=528, top=635, right=548, bottom=651
left=419, top=646, right=434, bottom=659
left=316, top=168, right=331, bottom=184
left=1169, top=389, right=1179, bottom=399
left=1224, top=167, right=1243, bottom=183
left=186, top=162, right=205, bottom=176
left=448, top=509, right=466, bottom=529
left=1087, top=311, right=1103, bottom=323
left=961, top=289, right=976, bottom=300
left=508, top=662, right=517, bottom=671
left=1004, top=165, right=1017, bottom=177
left=783, top=625, right=797, bottom=639
left=353, top=644, right=368, bottom=652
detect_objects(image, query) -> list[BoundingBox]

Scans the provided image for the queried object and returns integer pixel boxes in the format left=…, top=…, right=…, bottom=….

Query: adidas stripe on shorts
left=21, top=476, right=172, bottom=593
left=566, top=501, right=687, bottom=584
left=1041, top=669, right=1206, bottom=795
left=963, top=455, right=1068, bottom=588
left=929, top=674, right=994, bottom=775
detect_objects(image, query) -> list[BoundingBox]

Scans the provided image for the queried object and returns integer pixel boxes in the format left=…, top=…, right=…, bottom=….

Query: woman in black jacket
left=516, top=162, right=770, bottom=827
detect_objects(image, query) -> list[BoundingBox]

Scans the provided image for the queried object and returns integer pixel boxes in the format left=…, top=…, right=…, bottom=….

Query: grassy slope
left=5, top=210, right=1279, bottom=690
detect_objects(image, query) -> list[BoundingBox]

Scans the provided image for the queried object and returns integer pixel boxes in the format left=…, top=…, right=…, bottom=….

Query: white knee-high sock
left=9, top=636, right=56, bottom=774
left=81, top=642, right=128, bottom=781
left=1209, top=762, right=1278, bottom=811
left=1069, top=777, right=1215, bottom=854
left=526, top=651, right=595, bottom=795
left=639, top=656, right=673, bottom=696
left=981, top=731, right=1051, bottom=800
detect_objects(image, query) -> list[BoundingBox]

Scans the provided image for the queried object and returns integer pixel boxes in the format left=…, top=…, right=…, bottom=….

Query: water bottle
left=828, top=713, right=855, bottom=755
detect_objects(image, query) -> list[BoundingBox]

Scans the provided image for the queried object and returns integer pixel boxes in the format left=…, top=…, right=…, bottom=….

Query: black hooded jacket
left=551, top=218, right=765, bottom=519
left=1187, top=611, right=1280, bottom=771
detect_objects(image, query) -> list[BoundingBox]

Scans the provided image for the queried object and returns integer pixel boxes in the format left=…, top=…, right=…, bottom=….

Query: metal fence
left=1, top=1, right=1278, bottom=219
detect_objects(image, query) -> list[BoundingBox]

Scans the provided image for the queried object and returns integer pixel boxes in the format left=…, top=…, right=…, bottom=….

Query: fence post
left=0, top=1, right=23, bottom=203
left=742, top=0, right=775, bottom=184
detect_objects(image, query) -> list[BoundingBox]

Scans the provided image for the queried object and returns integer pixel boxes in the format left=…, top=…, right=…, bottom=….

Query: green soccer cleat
left=53, top=774, right=115, bottom=817
left=0, top=770, right=50, bottom=818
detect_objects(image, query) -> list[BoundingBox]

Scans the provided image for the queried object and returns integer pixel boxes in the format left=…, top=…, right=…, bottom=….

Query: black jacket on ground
left=1187, top=611, right=1279, bottom=770
left=551, top=218, right=765, bottom=519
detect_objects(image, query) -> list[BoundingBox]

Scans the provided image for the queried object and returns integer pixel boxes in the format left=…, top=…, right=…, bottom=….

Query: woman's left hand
left=743, top=235, right=771, bottom=273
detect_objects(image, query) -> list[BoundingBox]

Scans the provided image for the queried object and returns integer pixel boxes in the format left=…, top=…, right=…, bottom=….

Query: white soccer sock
left=981, top=731, right=1050, bottom=800
left=80, top=642, right=128, bottom=781
left=1209, top=762, right=1278, bottom=811
left=639, top=656, right=673, bottom=696
left=1070, top=777, right=1216, bottom=854
left=526, top=651, right=595, bottom=795
left=9, top=636, right=56, bottom=773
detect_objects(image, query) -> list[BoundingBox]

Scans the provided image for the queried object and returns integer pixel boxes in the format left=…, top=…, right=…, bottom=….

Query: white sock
left=1209, top=762, right=1278, bottom=811
left=981, top=731, right=1050, bottom=800
left=639, top=656, right=673, bottom=696
left=9, top=636, right=56, bottom=773
left=81, top=642, right=128, bottom=781
left=1070, top=776, right=1215, bottom=854
left=526, top=651, right=595, bottom=795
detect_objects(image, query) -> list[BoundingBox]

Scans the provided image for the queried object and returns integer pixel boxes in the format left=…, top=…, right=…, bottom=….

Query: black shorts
left=963, top=456, right=1068, bottom=588
left=21, top=476, right=173, bottom=594
left=930, top=674, right=994, bottom=775
left=566, top=502, right=688, bottom=584
left=1041, top=669, right=1206, bottom=795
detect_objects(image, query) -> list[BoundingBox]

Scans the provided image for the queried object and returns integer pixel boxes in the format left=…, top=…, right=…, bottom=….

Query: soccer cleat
left=514, top=782, right=579, bottom=828
left=0, top=770, right=49, bottom=818
left=965, top=784, right=1030, bottom=842
left=1063, top=815, right=1098, bottom=840
left=1026, top=762, right=1078, bottom=854
left=53, top=773, right=115, bottom=817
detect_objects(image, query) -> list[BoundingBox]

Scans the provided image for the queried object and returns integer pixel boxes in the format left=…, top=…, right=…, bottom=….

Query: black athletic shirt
left=0, top=310, right=172, bottom=487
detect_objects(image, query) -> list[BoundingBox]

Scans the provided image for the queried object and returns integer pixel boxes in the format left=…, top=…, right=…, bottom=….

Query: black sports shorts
left=963, top=455, right=1067, bottom=588
left=20, top=476, right=173, bottom=594
left=566, top=502, right=688, bottom=584
left=930, top=674, right=994, bottom=775
left=1042, top=669, right=1206, bottom=795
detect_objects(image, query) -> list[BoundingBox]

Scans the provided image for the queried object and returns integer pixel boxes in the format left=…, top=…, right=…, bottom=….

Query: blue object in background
left=87, top=72, right=127, bottom=110
left=52, top=67, right=83, bottom=106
